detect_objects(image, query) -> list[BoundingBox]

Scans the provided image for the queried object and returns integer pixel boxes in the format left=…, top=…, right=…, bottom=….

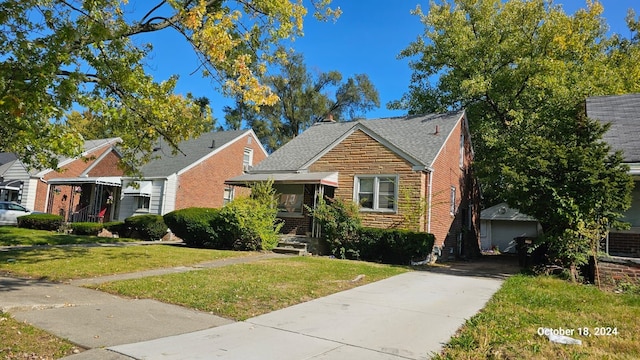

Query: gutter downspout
left=427, top=167, right=434, bottom=234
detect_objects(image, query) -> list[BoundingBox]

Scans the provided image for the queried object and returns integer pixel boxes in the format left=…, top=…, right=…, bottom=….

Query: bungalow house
left=587, top=93, right=640, bottom=257
left=227, top=111, right=481, bottom=259
left=118, top=129, right=267, bottom=220
left=1, top=138, right=123, bottom=222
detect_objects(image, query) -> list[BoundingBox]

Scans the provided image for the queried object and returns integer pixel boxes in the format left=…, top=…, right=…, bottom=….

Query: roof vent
left=210, top=139, right=215, bottom=148
left=434, top=125, right=440, bottom=135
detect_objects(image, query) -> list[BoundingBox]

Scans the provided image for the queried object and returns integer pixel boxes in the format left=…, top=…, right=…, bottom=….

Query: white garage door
left=491, top=220, right=538, bottom=253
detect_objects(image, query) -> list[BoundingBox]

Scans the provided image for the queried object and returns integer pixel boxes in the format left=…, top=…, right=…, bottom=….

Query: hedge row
left=17, top=214, right=166, bottom=241
left=163, top=197, right=281, bottom=251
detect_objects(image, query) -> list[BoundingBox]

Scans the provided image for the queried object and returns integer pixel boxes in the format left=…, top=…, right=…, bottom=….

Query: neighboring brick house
left=118, top=129, right=267, bottom=220
left=227, top=111, right=481, bottom=258
left=587, top=94, right=640, bottom=257
left=1, top=138, right=123, bottom=222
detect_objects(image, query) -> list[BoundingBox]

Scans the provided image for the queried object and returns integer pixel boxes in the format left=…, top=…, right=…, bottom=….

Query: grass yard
left=434, top=274, right=640, bottom=359
left=0, top=311, right=79, bottom=359
left=0, top=226, right=135, bottom=246
left=0, top=245, right=256, bottom=281
left=91, top=256, right=409, bottom=320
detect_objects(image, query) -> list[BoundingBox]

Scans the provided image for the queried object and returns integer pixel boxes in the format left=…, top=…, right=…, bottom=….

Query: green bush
left=311, top=197, right=434, bottom=265
left=70, top=222, right=104, bottom=236
left=163, top=208, right=221, bottom=248
left=17, top=214, right=63, bottom=231
left=123, top=215, right=167, bottom=241
left=103, top=221, right=124, bottom=234
left=310, top=197, right=362, bottom=259
left=217, top=196, right=282, bottom=251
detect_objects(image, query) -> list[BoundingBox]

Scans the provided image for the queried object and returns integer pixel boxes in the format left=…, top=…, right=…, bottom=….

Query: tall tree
left=392, top=0, right=639, bottom=278
left=225, top=52, right=380, bottom=151
left=0, top=0, right=340, bottom=172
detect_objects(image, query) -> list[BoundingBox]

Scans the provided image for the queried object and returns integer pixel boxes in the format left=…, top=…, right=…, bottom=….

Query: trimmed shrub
left=17, top=214, right=63, bottom=231
left=103, top=221, right=124, bottom=234
left=163, top=208, right=221, bottom=248
left=70, top=222, right=104, bottom=236
left=123, top=215, right=167, bottom=241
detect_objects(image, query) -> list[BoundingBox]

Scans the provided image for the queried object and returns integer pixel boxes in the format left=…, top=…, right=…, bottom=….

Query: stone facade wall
left=309, top=129, right=423, bottom=230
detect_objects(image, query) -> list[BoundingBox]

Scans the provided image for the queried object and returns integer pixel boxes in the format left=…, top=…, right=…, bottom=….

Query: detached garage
left=480, top=203, right=541, bottom=253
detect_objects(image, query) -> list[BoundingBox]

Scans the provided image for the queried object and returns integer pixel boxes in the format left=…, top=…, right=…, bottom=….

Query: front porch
left=225, top=171, right=338, bottom=237
left=47, top=177, right=121, bottom=223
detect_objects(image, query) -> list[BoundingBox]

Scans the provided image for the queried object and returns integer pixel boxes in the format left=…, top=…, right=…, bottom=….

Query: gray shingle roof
left=139, top=130, right=250, bottom=177
left=586, top=94, right=640, bottom=163
left=251, top=111, right=466, bottom=172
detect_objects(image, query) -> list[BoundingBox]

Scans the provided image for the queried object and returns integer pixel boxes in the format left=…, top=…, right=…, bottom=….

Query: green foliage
left=103, top=221, right=124, bottom=234
left=164, top=195, right=282, bottom=251
left=17, top=214, right=63, bottom=231
left=123, top=215, right=167, bottom=241
left=310, top=197, right=362, bottom=259
left=163, top=208, right=221, bottom=248
left=224, top=51, right=380, bottom=151
left=394, top=0, right=639, bottom=277
left=310, top=197, right=434, bottom=264
left=0, top=0, right=340, bottom=171
left=70, top=222, right=104, bottom=236
left=218, top=197, right=282, bottom=251
left=249, top=178, right=279, bottom=209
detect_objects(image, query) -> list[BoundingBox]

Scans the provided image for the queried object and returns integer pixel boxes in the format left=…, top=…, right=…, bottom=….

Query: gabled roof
left=480, top=203, right=537, bottom=222
left=586, top=94, right=640, bottom=163
left=251, top=111, right=466, bottom=173
left=33, top=137, right=122, bottom=176
left=137, top=129, right=262, bottom=178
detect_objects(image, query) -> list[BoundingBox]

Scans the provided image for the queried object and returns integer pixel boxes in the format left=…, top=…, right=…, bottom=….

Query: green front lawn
left=0, top=245, right=256, bottom=281
left=0, top=226, right=134, bottom=246
left=434, top=274, right=640, bottom=359
left=91, top=256, right=409, bottom=320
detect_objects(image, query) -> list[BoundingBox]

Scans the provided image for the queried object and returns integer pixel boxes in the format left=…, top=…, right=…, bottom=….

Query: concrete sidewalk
left=1, top=255, right=517, bottom=360
left=109, top=271, right=504, bottom=360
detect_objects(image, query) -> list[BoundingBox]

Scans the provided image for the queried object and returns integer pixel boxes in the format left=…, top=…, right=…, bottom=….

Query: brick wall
left=596, top=256, right=640, bottom=288
left=35, top=146, right=121, bottom=212
left=176, top=133, right=266, bottom=209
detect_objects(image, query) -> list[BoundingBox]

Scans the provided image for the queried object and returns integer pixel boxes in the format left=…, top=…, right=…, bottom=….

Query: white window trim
left=243, top=148, right=254, bottom=171
left=353, top=175, right=399, bottom=213
left=460, top=131, right=465, bottom=168
left=135, top=196, right=150, bottom=213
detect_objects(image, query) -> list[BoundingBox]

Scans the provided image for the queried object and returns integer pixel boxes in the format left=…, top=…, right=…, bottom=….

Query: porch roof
left=47, top=176, right=122, bottom=187
left=0, top=179, right=21, bottom=190
left=226, top=171, right=339, bottom=187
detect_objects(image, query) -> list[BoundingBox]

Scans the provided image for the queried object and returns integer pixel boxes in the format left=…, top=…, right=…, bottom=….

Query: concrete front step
left=273, top=241, right=308, bottom=256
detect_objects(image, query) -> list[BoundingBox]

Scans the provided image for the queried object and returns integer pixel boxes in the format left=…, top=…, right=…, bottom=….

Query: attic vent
left=498, top=206, right=507, bottom=214
left=152, top=146, right=161, bottom=152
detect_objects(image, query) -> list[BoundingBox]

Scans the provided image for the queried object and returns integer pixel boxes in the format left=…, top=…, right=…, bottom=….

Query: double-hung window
left=243, top=148, right=253, bottom=172
left=354, top=175, right=397, bottom=211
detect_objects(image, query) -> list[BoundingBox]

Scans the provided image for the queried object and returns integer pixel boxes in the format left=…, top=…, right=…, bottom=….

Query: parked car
left=0, top=201, right=33, bottom=225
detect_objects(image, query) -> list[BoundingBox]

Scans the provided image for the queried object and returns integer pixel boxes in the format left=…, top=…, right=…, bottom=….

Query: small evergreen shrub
left=17, top=214, right=63, bottom=231
left=123, top=215, right=167, bottom=241
left=310, top=197, right=362, bottom=259
left=70, top=222, right=104, bottom=236
left=163, top=208, right=221, bottom=248
left=103, top=221, right=124, bottom=234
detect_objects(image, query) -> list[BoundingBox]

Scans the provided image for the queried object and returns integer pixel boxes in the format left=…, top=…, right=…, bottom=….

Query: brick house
left=1, top=138, right=123, bottom=222
left=118, top=129, right=267, bottom=220
left=227, top=111, right=481, bottom=258
left=587, top=93, right=640, bottom=257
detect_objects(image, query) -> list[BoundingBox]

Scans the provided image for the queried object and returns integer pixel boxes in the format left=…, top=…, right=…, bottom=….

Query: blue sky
left=141, top=1, right=639, bottom=126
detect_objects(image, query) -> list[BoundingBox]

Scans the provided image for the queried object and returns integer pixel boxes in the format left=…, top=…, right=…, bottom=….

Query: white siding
left=118, top=179, right=167, bottom=220
left=161, top=174, right=178, bottom=215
